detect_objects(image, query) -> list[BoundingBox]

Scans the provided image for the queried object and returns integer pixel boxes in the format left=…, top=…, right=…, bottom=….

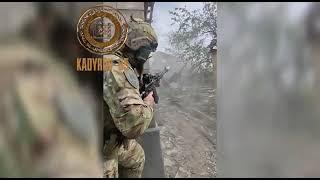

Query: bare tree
left=166, top=2, right=217, bottom=73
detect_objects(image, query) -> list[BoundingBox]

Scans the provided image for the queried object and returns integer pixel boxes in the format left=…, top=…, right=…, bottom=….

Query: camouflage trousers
left=103, top=134, right=145, bottom=178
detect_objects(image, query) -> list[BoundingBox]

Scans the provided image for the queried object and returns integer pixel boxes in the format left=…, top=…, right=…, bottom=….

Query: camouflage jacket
left=0, top=40, right=102, bottom=177
left=103, top=55, right=154, bottom=141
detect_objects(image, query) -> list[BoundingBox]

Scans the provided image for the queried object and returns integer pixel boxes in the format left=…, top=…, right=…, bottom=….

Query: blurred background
left=0, top=2, right=106, bottom=177
left=0, top=1, right=103, bottom=120
left=218, top=2, right=320, bottom=178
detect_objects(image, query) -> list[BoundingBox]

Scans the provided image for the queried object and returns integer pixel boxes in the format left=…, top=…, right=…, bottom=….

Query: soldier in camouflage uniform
left=0, top=38, right=103, bottom=177
left=103, top=17, right=158, bottom=178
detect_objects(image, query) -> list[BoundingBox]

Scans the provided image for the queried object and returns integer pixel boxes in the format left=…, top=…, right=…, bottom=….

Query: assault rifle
left=140, top=66, right=170, bottom=104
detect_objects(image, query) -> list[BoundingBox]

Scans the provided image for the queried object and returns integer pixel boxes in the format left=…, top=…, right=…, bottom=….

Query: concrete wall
left=102, top=2, right=145, bottom=20
left=0, top=2, right=146, bottom=36
left=69, top=2, right=145, bottom=25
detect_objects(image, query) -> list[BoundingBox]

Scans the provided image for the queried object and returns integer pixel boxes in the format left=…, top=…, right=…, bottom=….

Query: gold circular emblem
left=77, top=5, right=128, bottom=55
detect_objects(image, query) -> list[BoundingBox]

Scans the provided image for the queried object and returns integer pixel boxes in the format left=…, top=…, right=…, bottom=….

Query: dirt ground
left=156, top=86, right=216, bottom=178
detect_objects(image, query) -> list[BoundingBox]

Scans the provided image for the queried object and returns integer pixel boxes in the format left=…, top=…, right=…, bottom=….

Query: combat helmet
left=123, top=16, right=158, bottom=63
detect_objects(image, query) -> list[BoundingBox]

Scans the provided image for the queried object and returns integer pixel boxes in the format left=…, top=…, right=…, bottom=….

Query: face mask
left=136, top=46, right=153, bottom=64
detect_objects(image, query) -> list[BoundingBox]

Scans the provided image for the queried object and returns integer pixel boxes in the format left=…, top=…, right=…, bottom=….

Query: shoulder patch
left=123, top=69, right=139, bottom=89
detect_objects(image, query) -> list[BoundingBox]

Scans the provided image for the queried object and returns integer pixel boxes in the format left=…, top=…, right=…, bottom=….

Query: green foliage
left=166, top=2, right=217, bottom=73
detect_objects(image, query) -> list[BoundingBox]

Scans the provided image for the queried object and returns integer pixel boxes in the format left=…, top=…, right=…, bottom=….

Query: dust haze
left=148, top=50, right=216, bottom=177
left=218, top=2, right=320, bottom=178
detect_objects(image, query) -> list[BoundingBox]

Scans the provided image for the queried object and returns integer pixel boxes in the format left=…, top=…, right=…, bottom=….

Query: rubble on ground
left=157, top=85, right=216, bottom=177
